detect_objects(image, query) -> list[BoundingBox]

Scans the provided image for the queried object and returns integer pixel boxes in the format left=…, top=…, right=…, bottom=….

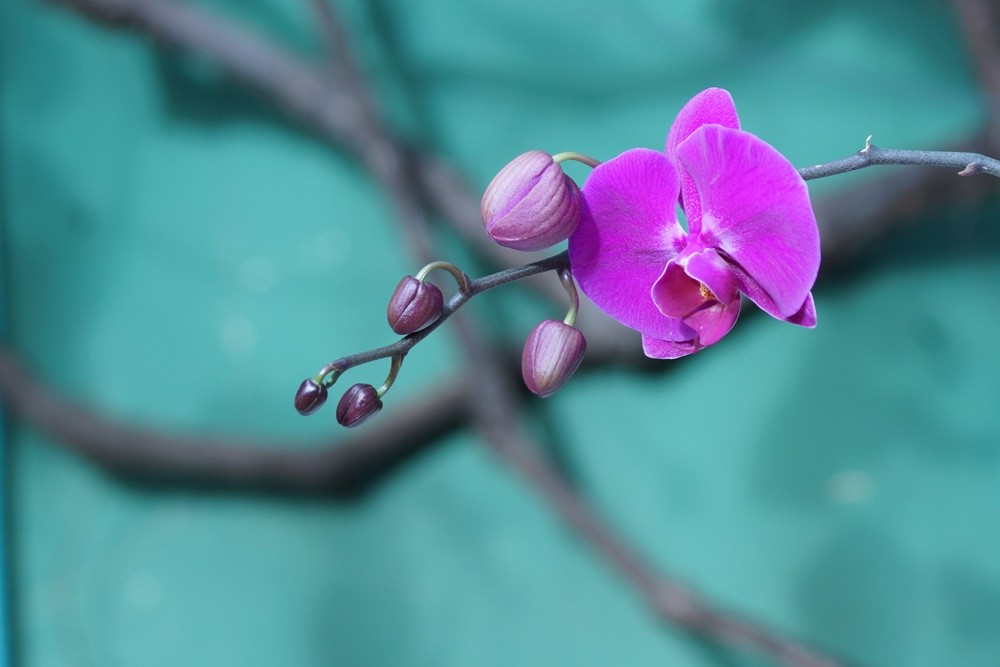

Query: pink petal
left=651, top=260, right=705, bottom=318
left=683, top=247, right=740, bottom=304
left=569, top=148, right=690, bottom=340
left=675, top=124, right=820, bottom=319
left=785, top=293, right=817, bottom=327
left=651, top=249, right=742, bottom=347
left=684, top=298, right=741, bottom=346
left=651, top=247, right=738, bottom=316
left=728, top=263, right=817, bottom=328
left=665, top=88, right=740, bottom=235
left=666, top=88, right=741, bottom=158
left=641, top=334, right=698, bottom=359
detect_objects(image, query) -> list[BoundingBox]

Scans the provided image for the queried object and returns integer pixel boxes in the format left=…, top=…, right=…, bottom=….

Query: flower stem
left=308, top=251, right=571, bottom=381
left=376, top=355, right=403, bottom=397
left=559, top=268, right=581, bottom=326
left=415, top=260, right=472, bottom=294
left=552, top=151, right=602, bottom=168
left=314, top=367, right=342, bottom=388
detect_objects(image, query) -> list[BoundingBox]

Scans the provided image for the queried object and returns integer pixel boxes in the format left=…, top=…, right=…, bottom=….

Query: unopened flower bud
left=294, top=378, right=328, bottom=415
left=521, top=319, right=587, bottom=398
left=387, top=276, right=444, bottom=335
left=336, top=383, right=383, bottom=428
left=481, top=151, right=581, bottom=251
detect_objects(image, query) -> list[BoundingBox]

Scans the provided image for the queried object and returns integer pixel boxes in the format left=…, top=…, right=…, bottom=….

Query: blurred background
left=2, top=0, right=1000, bottom=665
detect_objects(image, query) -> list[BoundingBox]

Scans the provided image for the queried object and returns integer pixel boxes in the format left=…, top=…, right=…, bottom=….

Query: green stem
left=314, top=368, right=342, bottom=388
left=376, top=355, right=403, bottom=397
left=552, top=151, right=602, bottom=169
left=415, top=260, right=472, bottom=294
left=559, top=268, right=580, bottom=326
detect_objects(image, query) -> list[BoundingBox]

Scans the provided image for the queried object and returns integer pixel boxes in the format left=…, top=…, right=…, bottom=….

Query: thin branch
left=312, top=252, right=568, bottom=377
left=798, top=139, right=1000, bottom=180
left=812, top=129, right=1000, bottom=264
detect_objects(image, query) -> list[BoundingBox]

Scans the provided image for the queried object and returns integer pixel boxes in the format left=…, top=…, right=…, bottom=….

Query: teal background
left=3, top=0, right=1000, bottom=666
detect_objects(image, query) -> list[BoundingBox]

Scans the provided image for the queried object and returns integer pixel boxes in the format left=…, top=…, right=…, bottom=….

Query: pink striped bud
left=521, top=319, right=587, bottom=398
left=481, top=151, right=581, bottom=251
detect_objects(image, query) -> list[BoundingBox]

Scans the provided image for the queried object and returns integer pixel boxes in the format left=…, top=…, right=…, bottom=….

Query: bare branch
left=798, top=139, right=1000, bottom=180
left=813, top=129, right=1000, bottom=263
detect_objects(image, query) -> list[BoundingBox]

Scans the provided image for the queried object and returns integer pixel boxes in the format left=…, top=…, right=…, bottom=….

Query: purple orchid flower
left=568, top=88, right=820, bottom=358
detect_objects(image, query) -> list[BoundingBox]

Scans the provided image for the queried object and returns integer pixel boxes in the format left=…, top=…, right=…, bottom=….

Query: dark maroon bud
left=481, top=151, right=581, bottom=251
left=521, top=319, right=587, bottom=398
left=336, top=383, right=383, bottom=428
left=387, top=276, right=444, bottom=335
left=294, top=378, right=328, bottom=415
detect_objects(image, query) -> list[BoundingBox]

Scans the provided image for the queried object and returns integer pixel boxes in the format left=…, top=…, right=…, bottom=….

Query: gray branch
left=799, top=139, right=1000, bottom=180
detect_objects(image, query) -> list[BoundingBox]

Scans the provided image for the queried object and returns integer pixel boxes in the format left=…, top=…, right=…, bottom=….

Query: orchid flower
left=568, top=88, right=820, bottom=358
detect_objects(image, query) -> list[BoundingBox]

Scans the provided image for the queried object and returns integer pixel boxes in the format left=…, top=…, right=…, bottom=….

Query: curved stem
left=559, top=268, right=580, bottom=326
left=799, top=139, right=1000, bottom=180
left=310, top=251, right=571, bottom=380
left=552, top=151, right=602, bottom=168
left=314, top=367, right=342, bottom=388
left=376, top=355, right=403, bottom=397
left=415, top=260, right=471, bottom=294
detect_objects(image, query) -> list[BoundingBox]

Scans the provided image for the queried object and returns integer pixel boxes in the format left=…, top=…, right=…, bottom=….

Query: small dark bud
left=336, top=383, right=383, bottom=428
left=481, top=151, right=581, bottom=251
left=387, top=276, right=445, bottom=335
left=521, top=319, right=587, bottom=398
left=294, top=378, right=328, bottom=415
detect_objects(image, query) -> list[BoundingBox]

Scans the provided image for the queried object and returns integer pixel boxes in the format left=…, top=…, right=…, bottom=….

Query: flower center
left=698, top=283, right=716, bottom=301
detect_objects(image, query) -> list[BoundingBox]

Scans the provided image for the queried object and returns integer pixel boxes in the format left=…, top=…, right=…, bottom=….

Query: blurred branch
left=10, top=1, right=999, bottom=664
left=0, top=346, right=467, bottom=496
left=952, top=0, right=1000, bottom=136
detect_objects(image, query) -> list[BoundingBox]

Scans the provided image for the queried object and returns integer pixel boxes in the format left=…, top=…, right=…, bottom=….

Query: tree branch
left=798, top=139, right=1000, bottom=180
